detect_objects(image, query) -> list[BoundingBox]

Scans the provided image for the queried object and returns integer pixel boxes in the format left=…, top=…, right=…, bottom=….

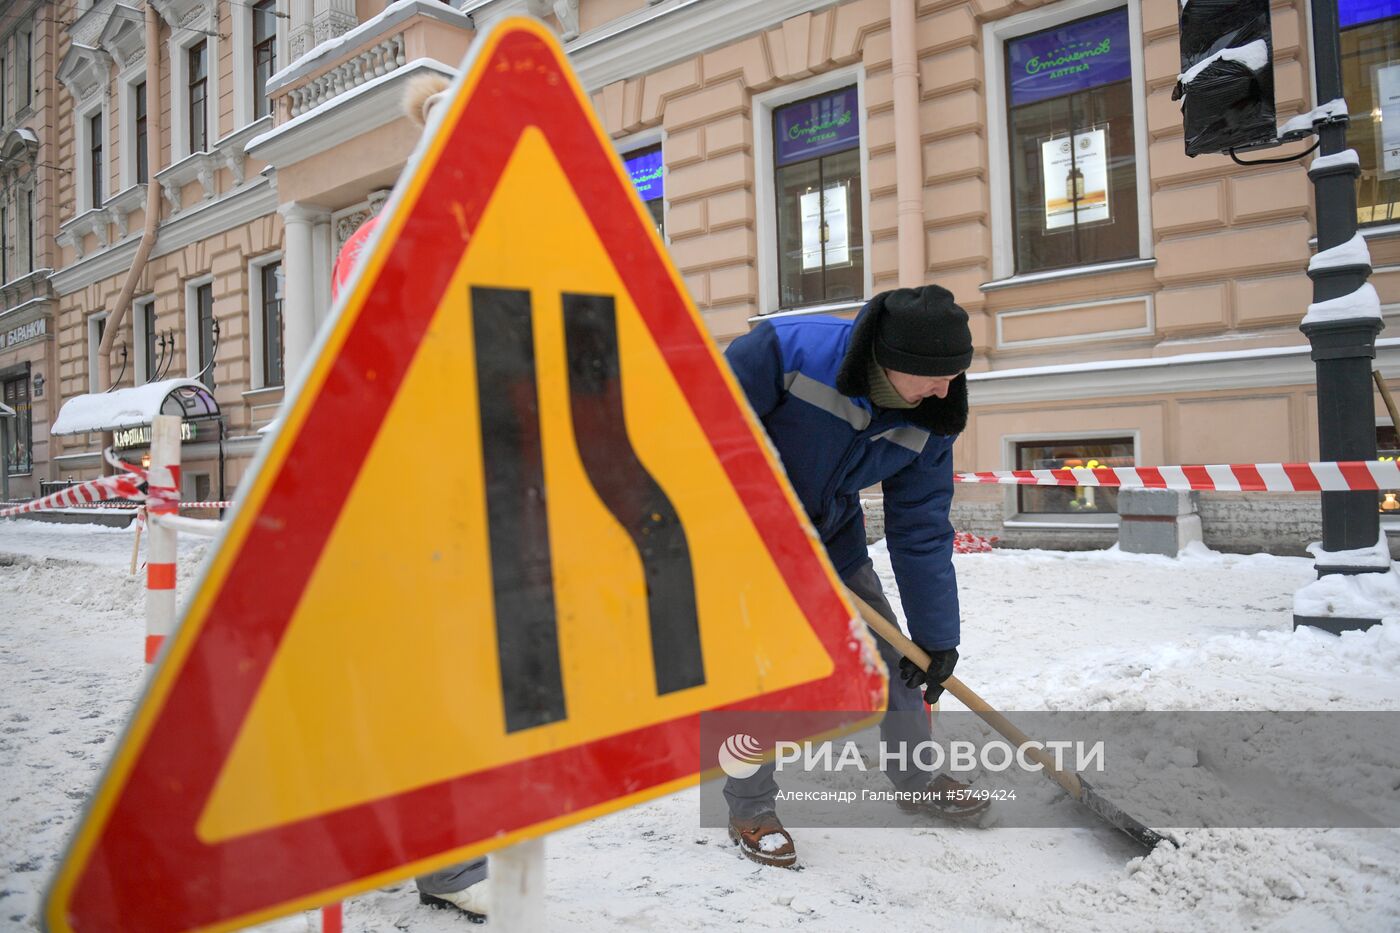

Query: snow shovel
left=845, top=588, right=1170, bottom=851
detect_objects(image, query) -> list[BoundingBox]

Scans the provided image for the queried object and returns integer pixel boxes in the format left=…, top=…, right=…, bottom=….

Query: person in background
left=721, top=284, right=989, bottom=868
left=330, top=73, right=490, bottom=923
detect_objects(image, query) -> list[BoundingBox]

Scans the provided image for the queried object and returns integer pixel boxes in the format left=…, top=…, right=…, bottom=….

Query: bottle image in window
left=1067, top=163, right=1085, bottom=203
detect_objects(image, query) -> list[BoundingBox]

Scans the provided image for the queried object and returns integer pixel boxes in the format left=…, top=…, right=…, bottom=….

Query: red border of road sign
left=52, top=22, right=884, bottom=932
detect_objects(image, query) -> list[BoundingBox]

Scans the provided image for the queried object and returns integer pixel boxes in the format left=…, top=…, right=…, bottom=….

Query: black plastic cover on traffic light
left=1173, top=0, right=1276, bottom=156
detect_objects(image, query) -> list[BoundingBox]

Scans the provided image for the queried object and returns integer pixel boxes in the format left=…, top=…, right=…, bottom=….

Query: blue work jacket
left=724, top=304, right=963, bottom=650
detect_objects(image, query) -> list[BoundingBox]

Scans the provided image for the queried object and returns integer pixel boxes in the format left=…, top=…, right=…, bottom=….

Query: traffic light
left=1174, top=0, right=1276, bottom=156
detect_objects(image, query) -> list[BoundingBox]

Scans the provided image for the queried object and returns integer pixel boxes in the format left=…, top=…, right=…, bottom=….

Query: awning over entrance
left=50, top=379, right=220, bottom=436
left=0, top=402, right=14, bottom=418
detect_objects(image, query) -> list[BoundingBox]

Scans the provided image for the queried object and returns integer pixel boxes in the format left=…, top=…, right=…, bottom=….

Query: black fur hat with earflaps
left=834, top=285, right=972, bottom=436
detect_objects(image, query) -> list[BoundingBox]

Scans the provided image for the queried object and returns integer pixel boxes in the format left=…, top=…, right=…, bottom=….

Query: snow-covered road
left=1, top=521, right=1397, bottom=931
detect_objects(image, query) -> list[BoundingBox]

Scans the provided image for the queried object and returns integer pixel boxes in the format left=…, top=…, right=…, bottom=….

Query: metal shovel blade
left=1078, top=777, right=1171, bottom=850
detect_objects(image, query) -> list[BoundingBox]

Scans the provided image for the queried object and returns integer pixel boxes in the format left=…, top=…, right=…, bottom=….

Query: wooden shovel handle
left=844, top=588, right=1084, bottom=800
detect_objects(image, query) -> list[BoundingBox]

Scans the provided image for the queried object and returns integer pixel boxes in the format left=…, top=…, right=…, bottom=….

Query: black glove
left=898, top=648, right=958, bottom=705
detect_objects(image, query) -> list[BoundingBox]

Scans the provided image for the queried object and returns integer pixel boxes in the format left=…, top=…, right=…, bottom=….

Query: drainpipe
left=96, top=1, right=164, bottom=468
left=891, top=0, right=926, bottom=288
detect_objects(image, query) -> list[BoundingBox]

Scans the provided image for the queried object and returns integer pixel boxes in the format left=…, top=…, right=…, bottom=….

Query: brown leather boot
left=895, top=773, right=991, bottom=822
left=727, top=811, right=798, bottom=868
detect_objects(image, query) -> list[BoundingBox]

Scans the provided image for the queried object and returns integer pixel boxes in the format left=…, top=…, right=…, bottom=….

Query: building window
left=623, top=145, right=664, bottom=236
left=253, top=0, right=277, bottom=120
left=136, top=298, right=157, bottom=384
left=21, top=187, right=32, bottom=275
left=87, top=313, right=108, bottom=392
left=773, top=87, right=864, bottom=309
left=189, top=41, right=208, bottom=153
left=190, top=282, right=215, bottom=388
left=1, top=203, right=7, bottom=285
left=1015, top=437, right=1134, bottom=515
left=1, top=54, right=7, bottom=123
left=89, top=111, right=104, bottom=208
left=1004, top=8, right=1138, bottom=275
left=134, top=81, right=148, bottom=184
left=260, top=261, right=283, bottom=386
left=17, top=28, right=31, bottom=108
left=3, top=373, right=31, bottom=475
left=1341, top=2, right=1400, bottom=225
left=1378, top=423, right=1400, bottom=513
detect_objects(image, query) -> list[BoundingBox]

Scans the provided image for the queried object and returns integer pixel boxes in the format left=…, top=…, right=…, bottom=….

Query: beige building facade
left=22, top=0, right=1400, bottom=549
left=0, top=0, right=60, bottom=500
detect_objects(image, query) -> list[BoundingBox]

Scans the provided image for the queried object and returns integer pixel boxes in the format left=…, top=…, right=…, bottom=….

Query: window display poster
left=623, top=147, right=664, bottom=202
left=799, top=183, right=850, bottom=270
left=1339, top=0, right=1400, bottom=29
left=1007, top=8, right=1131, bottom=108
left=1041, top=128, right=1109, bottom=230
left=1378, top=62, right=1400, bottom=175
left=775, top=88, right=860, bottom=167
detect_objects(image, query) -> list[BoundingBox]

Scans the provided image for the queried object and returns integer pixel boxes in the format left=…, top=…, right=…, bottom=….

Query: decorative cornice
left=148, top=0, right=218, bottom=35
left=248, top=59, right=454, bottom=167
left=57, top=207, right=113, bottom=260
left=967, top=339, right=1400, bottom=407
left=0, top=127, right=39, bottom=171
left=52, top=179, right=278, bottom=296
left=103, top=184, right=147, bottom=237
left=566, top=0, right=844, bottom=91
left=70, top=0, right=118, bottom=48
left=154, top=150, right=221, bottom=213
left=212, top=115, right=273, bottom=187
left=0, top=294, right=54, bottom=332
left=267, top=0, right=472, bottom=95
left=98, top=4, right=148, bottom=72
left=56, top=43, right=113, bottom=104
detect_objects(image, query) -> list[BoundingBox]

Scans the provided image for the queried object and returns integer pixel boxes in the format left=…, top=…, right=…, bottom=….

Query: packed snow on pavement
left=1, top=520, right=1398, bottom=931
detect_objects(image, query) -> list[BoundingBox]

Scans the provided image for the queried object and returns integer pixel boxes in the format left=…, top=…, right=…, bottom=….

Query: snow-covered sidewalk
left=1, top=522, right=1397, bottom=931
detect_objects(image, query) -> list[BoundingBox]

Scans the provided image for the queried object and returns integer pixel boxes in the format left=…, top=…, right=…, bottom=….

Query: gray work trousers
left=416, top=858, right=487, bottom=896
left=723, top=558, right=933, bottom=820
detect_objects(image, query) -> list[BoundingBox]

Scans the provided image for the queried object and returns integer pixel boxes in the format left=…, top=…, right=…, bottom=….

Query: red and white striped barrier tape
left=954, top=460, right=1400, bottom=493
left=0, top=473, right=146, bottom=519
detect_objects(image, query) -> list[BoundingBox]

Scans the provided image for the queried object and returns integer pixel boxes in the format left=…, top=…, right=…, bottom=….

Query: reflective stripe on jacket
left=724, top=311, right=960, bottom=650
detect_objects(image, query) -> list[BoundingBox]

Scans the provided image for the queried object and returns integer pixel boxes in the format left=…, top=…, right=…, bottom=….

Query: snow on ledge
left=1309, top=232, right=1372, bottom=273
left=1280, top=98, right=1348, bottom=137
left=1307, top=534, right=1392, bottom=569
left=1310, top=149, right=1361, bottom=174
left=50, top=378, right=216, bottom=435
left=1302, top=282, right=1382, bottom=326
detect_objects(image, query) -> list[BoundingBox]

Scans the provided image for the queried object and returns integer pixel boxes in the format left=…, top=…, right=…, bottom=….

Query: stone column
left=288, top=0, right=316, bottom=61
left=311, top=0, right=358, bottom=46
left=278, top=202, right=330, bottom=381
left=311, top=216, right=333, bottom=327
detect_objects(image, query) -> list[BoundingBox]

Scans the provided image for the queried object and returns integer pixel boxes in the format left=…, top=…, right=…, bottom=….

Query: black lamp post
left=1294, top=0, right=1389, bottom=633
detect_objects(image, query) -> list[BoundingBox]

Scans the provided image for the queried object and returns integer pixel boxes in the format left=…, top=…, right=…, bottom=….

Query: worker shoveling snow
left=0, top=523, right=1396, bottom=931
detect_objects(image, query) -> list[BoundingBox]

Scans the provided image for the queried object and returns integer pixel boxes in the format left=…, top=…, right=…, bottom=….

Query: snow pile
left=1295, top=566, right=1400, bottom=622
left=1308, top=232, right=1372, bottom=273
left=1302, top=281, right=1382, bottom=326
left=2, top=524, right=1397, bottom=931
left=1041, top=830, right=1400, bottom=931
